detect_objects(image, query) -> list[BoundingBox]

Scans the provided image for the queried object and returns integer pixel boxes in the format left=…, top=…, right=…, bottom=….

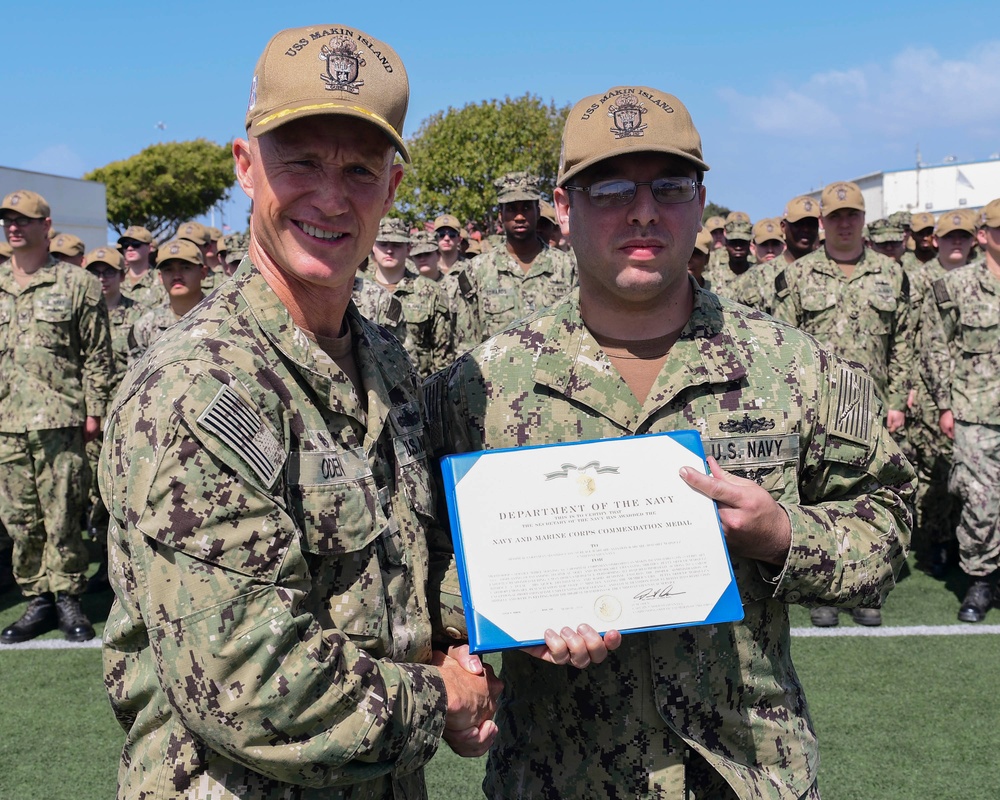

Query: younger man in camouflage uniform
left=922, top=198, right=1000, bottom=621
left=118, top=225, right=165, bottom=307
left=902, top=211, right=938, bottom=271
left=867, top=218, right=907, bottom=263
left=454, top=172, right=577, bottom=351
left=100, top=26, right=499, bottom=800
left=706, top=218, right=753, bottom=298
left=369, top=218, right=452, bottom=378
left=428, top=85, right=912, bottom=799
left=433, top=213, right=463, bottom=274
left=49, top=233, right=86, bottom=267
left=0, top=190, right=113, bottom=643
left=130, top=238, right=208, bottom=356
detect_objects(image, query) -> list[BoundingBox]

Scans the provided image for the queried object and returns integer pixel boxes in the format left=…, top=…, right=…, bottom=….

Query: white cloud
left=21, top=145, right=87, bottom=178
left=719, top=42, right=1000, bottom=142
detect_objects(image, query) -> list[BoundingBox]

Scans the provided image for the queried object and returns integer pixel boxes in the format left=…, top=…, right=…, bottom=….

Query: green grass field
left=2, top=555, right=998, bottom=800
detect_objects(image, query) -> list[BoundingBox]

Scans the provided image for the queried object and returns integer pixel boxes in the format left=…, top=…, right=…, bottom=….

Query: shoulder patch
left=197, top=385, right=284, bottom=487
left=458, top=270, right=475, bottom=299
left=385, top=295, right=403, bottom=326
left=830, top=365, right=874, bottom=446
left=774, top=270, right=788, bottom=297
left=932, top=277, right=952, bottom=307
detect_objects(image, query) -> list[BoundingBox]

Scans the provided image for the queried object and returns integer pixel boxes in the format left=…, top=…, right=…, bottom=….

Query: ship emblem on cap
left=9, top=195, right=19, bottom=206
left=953, top=214, right=961, bottom=224
left=837, top=187, right=847, bottom=201
left=170, top=244, right=180, bottom=255
left=56, top=236, right=65, bottom=246
left=804, top=200, right=813, bottom=211
left=96, top=249, right=106, bottom=258
left=319, top=36, right=365, bottom=94
left=247, top=75, right=258, bottom=113
left=608, top=94, right=647, bottom=140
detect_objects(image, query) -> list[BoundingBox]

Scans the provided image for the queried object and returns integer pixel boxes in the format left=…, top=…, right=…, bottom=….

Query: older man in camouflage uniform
left=427, top=85, right=912, bottom=800
left=771, top=182, right=912, bottom=627
left=98, top=25, right=500, bottom=800
left=0, top=190, right=113, bottom=643
left=453, top=171, right=576, bottom=352
left=922, top=198, right=1000, bottom=622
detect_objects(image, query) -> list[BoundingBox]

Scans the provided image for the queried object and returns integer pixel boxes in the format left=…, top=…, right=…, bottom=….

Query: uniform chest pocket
left=959, top=305, right=999, bottom=355
left=800, top=291, right=837, bottom=315
left=866, top=289, right=897, bottom=335
left=0, top=298, right=12, bottom=350
left=401, top=300, right=432, bottom=326
left=482, top=289, right=517, bottom=316
left=288, top=452, right=387, bottom=642
left=33, top=295, right=73, bottom=349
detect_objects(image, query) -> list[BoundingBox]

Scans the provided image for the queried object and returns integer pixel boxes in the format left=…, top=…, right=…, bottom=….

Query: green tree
left=394, top=94, right=569, bottom=230
left=703, top=202, right=732, bottom=223
left=85, top=139, right=236, bottom=242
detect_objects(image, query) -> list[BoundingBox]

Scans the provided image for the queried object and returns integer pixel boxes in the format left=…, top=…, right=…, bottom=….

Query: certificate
left=440, top=431, right=744, bottom=653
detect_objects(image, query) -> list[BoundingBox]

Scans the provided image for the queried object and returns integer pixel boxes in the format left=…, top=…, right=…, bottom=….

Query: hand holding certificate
left=440, top=431, right=744, bottom=653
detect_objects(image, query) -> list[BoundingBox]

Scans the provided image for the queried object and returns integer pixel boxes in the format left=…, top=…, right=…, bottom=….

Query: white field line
left=2, top=625, right=1000, bottom=651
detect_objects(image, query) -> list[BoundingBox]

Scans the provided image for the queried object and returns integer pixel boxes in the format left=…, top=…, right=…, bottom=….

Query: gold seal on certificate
left=440, top=431, right=744, bottom=652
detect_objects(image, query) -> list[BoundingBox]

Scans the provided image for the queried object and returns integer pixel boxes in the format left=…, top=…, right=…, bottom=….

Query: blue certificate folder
left=440, top=430, right=744, bottom=654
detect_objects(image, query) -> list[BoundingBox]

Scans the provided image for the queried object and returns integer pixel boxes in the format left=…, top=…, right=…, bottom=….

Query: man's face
left=725, top=237, right=750, bottom=263
left=782, top=217, right=819, bottom=254
left=499, top=201, right=539, bottom=243
left=687, top=248, right=709, bottom=282
left=87, top=263, right=123, bottom=299
left=371, top=240, right=409, bottom=271
left=821, top=209, right=865, bottom=256
left=435, top=226, right=460, bottom=253
left=709, top=228, right=726, bottom=249
left=870, top=239, right=906, bottom=262
left=120, top=239, right=151, bottom=267
left=935, top=230, right=974, bottom=268
left=159, top=260, right=206, bottom=300
left=2, top=213, right=50, bottom=252
left=977, top=225, right=1000, bottom=264
left=753, top=239, right=785, bottom=262
left=234, top=115, right=403, bottom=293
left=412, top=251, right=438, bottom=275
left=912, top=227, right=936, bottom=253
left=554, top=152, right=705, bottom=309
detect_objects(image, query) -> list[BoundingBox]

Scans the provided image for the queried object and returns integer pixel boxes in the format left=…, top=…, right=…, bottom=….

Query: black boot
left=958, top=580, right=994, bottom=623
left=55, top=592, right=96, bottom=642
left=1, top=593, right=57, bottom=644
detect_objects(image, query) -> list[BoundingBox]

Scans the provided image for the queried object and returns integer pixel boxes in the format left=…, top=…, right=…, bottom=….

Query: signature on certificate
left=633, top=585, right=686, bottom=601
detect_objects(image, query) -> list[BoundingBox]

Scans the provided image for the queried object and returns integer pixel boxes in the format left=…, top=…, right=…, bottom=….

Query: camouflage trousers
left=950, top=422, right=1000, bottom=577
left=86, top=432, right=109, bottom=532
left=900, top=397, right=959, bottom=558
left=0, top=427, right=89, bottom=596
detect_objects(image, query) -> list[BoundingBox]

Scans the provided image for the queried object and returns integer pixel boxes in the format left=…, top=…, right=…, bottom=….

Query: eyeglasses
left=563, top=177, right=701, bottom=208
left=119, top=240, right=145, bottom=249
left=87, top=267, right=120, bottom=279
left=0, top=215, right=41, bottom=228
left=436, top=229, right=459, bottom=240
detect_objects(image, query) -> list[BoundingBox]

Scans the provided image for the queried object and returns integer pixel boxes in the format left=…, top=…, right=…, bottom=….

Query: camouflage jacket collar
left=238, top=259, right=411, bottom=437
left=0, top=254, right=60, bottom=294
left=971, top=259, right=1000, bottom=295
left=496, top=239, right=558, bottom=278
left=811, top=246, right=889, bottom=281
left=532, top=281, right=748, bottom=431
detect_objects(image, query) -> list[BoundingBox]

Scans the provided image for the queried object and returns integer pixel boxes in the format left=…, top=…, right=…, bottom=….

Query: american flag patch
left=831, top=366, right=874, bottom=445
left=197, top=385, right=284, bottom=486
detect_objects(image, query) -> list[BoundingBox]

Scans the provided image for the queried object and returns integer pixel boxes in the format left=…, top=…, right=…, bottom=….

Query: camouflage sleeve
left=431, top=284, right=454, bottom=375
left=920, top=278, right=956, bottom=410
left=103, top=364, right=446, bottom=783
left=768, top=267, right=798, bottom=327
left=885, top=270, right=913, bottom=410
left=771, top=353, right=913, bottom=608
left=452, top=266, right=483, bottom=354
left=80, top=276, right=113, bottom=419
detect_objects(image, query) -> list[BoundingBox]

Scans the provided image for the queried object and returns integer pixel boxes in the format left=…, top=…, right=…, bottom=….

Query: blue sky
left=4, top=0, right=998, bottom=235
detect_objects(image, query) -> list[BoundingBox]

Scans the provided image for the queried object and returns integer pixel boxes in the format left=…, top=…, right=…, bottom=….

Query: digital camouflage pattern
left=771, top=247, right=913, bottom=411
left=374, top=267, right=451, bottom=379
left=0, top=427, right=90, bottom=595
left=732, top=256, right=787, bottom=316
left=704, top=260, right=753, bottom=300
left=922, top=260, right=1000, bottom=576
left=121, top=268, right=167, bottom=308
left=425, top=286, right=913, bottom=800
left=100, top=259, right=448, bottom=800
left=130, top=302, right=183, bottom=357
left=455, top=241, right=576, bottom=347
left=351, top=274, right=408, bottom=344
left=0, top=256, right=112, bottom=430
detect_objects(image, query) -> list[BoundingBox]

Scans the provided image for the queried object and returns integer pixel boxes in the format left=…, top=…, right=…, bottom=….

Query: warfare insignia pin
left=608, top=94, right=647, bottom=139
left=319, top=36, right=366, bottom=94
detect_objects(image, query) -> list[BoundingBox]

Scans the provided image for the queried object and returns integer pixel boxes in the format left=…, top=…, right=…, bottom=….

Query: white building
left=807, top=157, right=1000, bottom=223
left=0, top=167, right=108, bottom=250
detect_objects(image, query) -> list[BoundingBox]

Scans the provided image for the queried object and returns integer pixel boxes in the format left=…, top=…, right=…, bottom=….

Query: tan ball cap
left=909, top=212, right=936, bottom=233
left=693, top=228, right=712, bottom=255
left=245, top=25, right=410, bottom=162
left=118, top=226, right=154, bottom=245
left=935, top=210, right=976, bottom=237
left=85, top=247, right=125, bottom=271
left=752, top=218, right=784, bottom=244
left=982, top=198, right=1000, bottom=228
left=557, top=86, right=709, bottom=186
left=157, top=239, right=205, bottom=266
left=177, top=221, right=212, bottom=247
left=433, top=213, right=461, bottom=232
left=820, top=182, right=865, bottom=214
left=704, top=215, right=725, bottom=232
left=784, top=196, right=820, bottom=222
left=1, top=189, right=50, bottom=219
left=50, top=233, right=86, bottom=258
